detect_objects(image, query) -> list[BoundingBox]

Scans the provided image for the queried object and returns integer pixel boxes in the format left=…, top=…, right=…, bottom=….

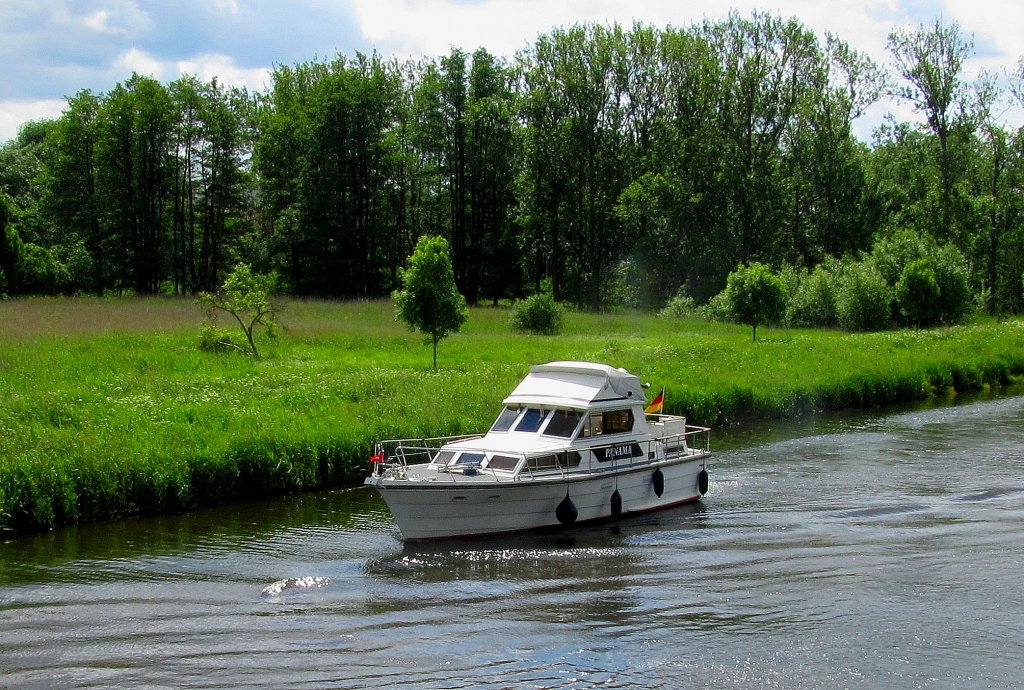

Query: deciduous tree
left=198, top=262, right=276, bottom=357
left=393, top=234, right=467, bottom=368
left=725, top=262, right=786, bottom=341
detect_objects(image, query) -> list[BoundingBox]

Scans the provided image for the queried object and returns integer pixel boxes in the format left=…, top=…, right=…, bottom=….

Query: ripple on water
left=260, top=575, right=331, bottom=598
left=3, top=397, right=1024, bottom=688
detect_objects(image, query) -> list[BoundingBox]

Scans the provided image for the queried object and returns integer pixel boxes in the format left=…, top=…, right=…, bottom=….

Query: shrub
left=932, top=243, right=972, bottom=323
left=872, top=228, right=972, bottom=325
left=699, top=291, right=734, bottom=322
left=198, top=324, right=246, bottom=353
left=510, top=292, right=564, bottom=335
left=895, top=259, right=941, bottom=327
left=659, top=287, right=698, bottom=318
left=836, top=260, right=891, bottom=331
left=18, top=243, right=69, bottom=295
left=786, top=264, right=838, bottom=328
left=872, top=228, right=928, bottom=285
left=604, top=259, right=643, bottom=309
left=53, top=241, right=94, bottom=295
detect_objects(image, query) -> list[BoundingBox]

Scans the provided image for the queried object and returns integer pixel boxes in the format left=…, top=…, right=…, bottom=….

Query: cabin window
left=525, top=451, right=580, bottom=471
left=515, top=408, right=547, bottom=433
left=455, top=452, right=485, bottom=467
left=487, top=454, right=520, bottom=471
left=542, top=409, right=584, bottom=438
left=491, top=407, right=520, bottom=432
left=604, top=410, right=634, bottom=434
left=582, top=409, right=634, bottom=437
left=431, top=450, right=456, bottom=466
left=526, top=454, right=560, bottom=470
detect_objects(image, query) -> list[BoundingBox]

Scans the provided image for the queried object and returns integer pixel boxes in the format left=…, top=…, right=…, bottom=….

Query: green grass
left=2, top=296, right=1023, bottom=532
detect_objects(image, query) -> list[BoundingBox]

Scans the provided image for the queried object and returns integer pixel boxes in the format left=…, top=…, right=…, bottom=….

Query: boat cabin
left=422, top=362, right=673, bottom=477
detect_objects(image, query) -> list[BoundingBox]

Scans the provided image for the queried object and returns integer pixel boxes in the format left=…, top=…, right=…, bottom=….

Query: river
left=2, top=395, right=1023, bottom=689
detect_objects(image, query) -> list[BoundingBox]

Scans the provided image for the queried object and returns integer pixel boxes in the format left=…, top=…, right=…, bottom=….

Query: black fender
left=610, top=490, right=622, bottom=518
left=698, top=468, right=709, bottom=495
left=556, top=494, right=578, bottom=525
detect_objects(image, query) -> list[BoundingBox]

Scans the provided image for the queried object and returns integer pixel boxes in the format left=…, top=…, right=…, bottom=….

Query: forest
left=2, top=12, right=1024, bottom=317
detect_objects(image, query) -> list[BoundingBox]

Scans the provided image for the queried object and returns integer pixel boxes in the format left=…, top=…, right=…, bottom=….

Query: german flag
left=644, top=387, right=665, bottom=415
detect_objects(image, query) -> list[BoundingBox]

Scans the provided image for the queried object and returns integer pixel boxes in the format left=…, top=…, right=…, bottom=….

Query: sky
left=1, top=0, right=1022, bottom=144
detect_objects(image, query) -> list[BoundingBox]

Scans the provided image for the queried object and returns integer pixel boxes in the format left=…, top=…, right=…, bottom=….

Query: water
left=3, top=396, right=1024, bottom=689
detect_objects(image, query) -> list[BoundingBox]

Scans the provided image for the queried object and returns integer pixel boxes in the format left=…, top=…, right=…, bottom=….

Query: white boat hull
left=368, top=452, right=709, bottom=540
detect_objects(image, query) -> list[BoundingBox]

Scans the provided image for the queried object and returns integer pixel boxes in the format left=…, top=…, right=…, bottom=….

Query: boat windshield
left=487, top=454, right=520, bottom=471
left=455, top=452, right=485, bottom=467
left=514, top=408, right=547, bottom=433
left=542, top=409, right=583, bottom=438
left=430, top=450, right=455, bottom=467
left=490, top=407, right=519, bottom=432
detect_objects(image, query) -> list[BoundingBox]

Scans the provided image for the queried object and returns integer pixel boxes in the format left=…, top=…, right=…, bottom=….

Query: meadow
left=2, top=296, right=1023, bottom=532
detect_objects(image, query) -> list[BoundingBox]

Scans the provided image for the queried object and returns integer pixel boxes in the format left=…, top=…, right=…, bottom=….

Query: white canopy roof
left=502, top=361, right=647, bottom=410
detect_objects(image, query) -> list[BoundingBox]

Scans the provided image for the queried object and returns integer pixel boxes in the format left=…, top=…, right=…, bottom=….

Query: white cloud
left=213, top=0, right=240, bottom=14
left=175, top=53, right=272, bottom=93
left=348, top=0, right=911, bottom=62
left=78, top=1, right=153, bottom=38
left=110, top=48, right=270, bottom=93
left=0, top=99, right=67, bottom=143
left=940, top=0, right=1024, bottom=88
left=349, top=0, right=625, bottom=58
left=83, top=10, right=112, bottom=33
left=117, top=47, right=167, bottom=79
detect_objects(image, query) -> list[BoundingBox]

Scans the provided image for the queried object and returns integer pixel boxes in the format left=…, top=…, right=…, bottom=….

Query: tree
left=711, top=12, right=818, bottom=265
left=393, top=234, right=467, bottom=368
left=519, top=23, right=630, bottom=310
left=888, top=20, right=973, bottom=243
left=466, top=48, right=520, bottom=305
left=725, top=262, right=786, bottom=341
left=198, top=262, right=276, bottom=357
left=43, top=90, right=102, bottom=294
left=93, top=74, right=175, bottom=294
left=269, top=54, right=402, bottom=297
left=0, top=193, right=17, bottom=293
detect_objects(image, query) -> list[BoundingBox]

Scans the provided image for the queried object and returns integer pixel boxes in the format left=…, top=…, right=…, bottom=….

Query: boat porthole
left=556, top=494, right=578, bottom=525
left=610, top=490, right=622, bottom=518
left=652, top=468, right=665, bottom=497
left=698, top=469, right=709, bottom=495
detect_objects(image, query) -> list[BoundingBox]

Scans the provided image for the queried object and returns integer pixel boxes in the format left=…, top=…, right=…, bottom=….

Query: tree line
left=3, top=13, right=1024, bottom=316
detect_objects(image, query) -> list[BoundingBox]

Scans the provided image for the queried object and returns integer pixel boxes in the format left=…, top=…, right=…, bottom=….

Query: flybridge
left=502, top=361, right=648, bottom=410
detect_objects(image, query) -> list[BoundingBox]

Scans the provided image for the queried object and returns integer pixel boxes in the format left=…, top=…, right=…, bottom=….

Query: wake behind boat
left=364, top=361, right=710, bottom=540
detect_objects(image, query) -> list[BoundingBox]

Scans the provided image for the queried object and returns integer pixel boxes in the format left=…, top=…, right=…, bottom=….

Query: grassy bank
left=2, top=296, right=1023, bottom=532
